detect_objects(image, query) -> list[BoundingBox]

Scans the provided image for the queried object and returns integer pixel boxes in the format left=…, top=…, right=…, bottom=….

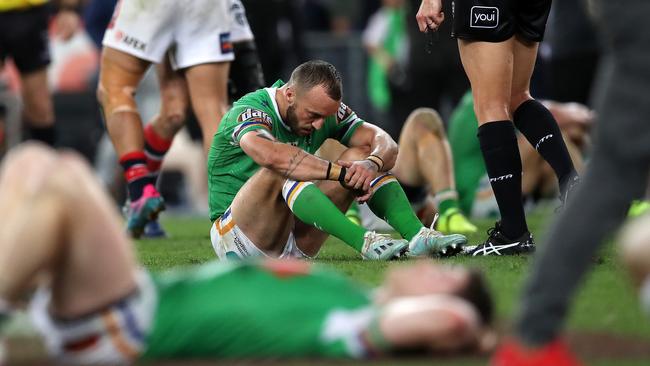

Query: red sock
left=119, top=151, right=150, bottom=200
left=143, top=124, right=173, bottom=176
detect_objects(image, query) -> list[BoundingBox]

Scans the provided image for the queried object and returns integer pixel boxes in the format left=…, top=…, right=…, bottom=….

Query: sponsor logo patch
left=114, top=30, right=147, bottom=51
left=237, top=108, right=272, bottom=126
left=220, top=32, right=233, bottom=54
left=470, top=6, right=499, bottom=28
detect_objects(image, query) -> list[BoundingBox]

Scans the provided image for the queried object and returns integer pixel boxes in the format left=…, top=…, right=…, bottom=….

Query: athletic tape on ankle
left=640, top=276, right=650, bottom=316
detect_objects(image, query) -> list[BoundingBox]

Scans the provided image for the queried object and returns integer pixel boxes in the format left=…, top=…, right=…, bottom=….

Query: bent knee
left=620, top=216, right=650, bottom=274
left=160, top=110, right=187, bottom=133
left=2, top=143, right=56, bottom=173
left=97, top=62, right=141, bottom=118
left=404, top=108, right=446, bottom=138
left=337, top=145, right=371, bottom=161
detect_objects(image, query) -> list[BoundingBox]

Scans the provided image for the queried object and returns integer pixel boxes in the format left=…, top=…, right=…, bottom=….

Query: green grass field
left=130, top=205, right=650, bottom=365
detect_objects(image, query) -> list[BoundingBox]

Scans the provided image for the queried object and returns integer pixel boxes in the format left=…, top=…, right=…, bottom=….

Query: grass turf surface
left=130, top=205, right=650, bottom=365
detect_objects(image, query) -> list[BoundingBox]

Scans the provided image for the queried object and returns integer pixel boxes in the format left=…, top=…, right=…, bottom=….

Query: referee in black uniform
left=416, top=0, right=579, bottom=256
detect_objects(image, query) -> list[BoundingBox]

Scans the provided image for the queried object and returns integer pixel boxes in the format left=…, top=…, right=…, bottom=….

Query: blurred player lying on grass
left=208, top=60, right=466, bottom=261
left=0, top=144, right=493, bottom=365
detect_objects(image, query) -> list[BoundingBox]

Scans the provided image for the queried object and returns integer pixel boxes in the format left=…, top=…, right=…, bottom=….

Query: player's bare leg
left=0, top=144, right=137, bottom=316
left=392, top=108, right=476, bottom=234
left=229, top=168, right=296, bottom=256
left=227, top=145, right=409, bottom=259
left=98, top=47, right=164, bottom=238
left=20, top=68, right=55, bottom=145
left=98, top=47, right=150, bottom=158
left=459, top=39, right=514, bottom=124
left=142, top=57, right=191, bottom=237
left=148, top=58, right=189, bottom=143
left=459, top=37, right=534, bottom=256
left=184, top=62, right=230, bottom=154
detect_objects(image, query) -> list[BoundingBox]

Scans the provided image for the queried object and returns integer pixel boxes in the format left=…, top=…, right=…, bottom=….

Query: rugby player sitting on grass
left=207, top=60, right=467, bottom=260
left=0, top=143, right=493, bottom=364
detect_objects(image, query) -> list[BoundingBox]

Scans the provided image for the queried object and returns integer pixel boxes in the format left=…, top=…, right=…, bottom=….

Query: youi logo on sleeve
left=470, top=6, right=499, bottom=28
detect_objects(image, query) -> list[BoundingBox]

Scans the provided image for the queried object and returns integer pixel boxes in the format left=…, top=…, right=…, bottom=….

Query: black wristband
left=326, top=162, right=332, bottom=180
left=338, top=167, right=347, bottom=183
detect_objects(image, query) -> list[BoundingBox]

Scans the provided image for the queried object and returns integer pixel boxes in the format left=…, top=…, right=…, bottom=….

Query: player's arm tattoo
left=283, top=149, right=308, bottom=178
left=255, top=129, right=275, bottom=142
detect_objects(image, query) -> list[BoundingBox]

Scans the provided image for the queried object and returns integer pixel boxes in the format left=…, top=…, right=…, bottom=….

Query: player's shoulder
left=223, top=92, right=273, bottom=126
left=329, top=102, right=358, bottom=126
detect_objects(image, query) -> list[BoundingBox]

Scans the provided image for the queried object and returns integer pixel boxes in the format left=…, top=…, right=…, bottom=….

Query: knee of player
left=619, top=216, right=650, bottom=281
left=338, top=145, right=372, bottom=161
left=509, top=92, right=533, bottom=112
left=161, top=110, right=187, bottom=133
left=96, top=82, right=138, bottom=118
left=2, top=143, right=56, bottom=173
left=405, top=108, right=446, bottom=138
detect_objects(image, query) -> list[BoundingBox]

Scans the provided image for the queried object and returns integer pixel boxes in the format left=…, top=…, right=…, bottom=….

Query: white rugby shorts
left=103, top=0, right=235, bottom=69
left=210, top=207, right=310, bottom=260
left=29, top=270, right=157, bottom=365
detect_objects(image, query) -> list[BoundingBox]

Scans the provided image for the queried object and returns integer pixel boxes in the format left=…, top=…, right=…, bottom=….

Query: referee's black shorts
left=451, top=0, right=552, bottom=43
left=0, top=4, right=51, bottom=73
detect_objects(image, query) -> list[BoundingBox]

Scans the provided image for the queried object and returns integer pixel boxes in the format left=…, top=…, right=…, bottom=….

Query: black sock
left=478, top=121, right=528, bottom=238
left=513, top=99, right=577, bottom=194
left=26, top=124, right=56, bottom=146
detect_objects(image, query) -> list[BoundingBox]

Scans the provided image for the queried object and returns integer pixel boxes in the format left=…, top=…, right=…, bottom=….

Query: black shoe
left=466, top=222, right=535, bottom=256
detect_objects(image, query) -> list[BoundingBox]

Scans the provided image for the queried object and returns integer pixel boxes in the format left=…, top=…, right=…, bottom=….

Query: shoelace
left=479, top=225, right=499, bottom=246
left=364, top=231, right=392, bottom=247
left=420, top=213, right=444, bottom=240
left=362, top=231, right=398, bottom=256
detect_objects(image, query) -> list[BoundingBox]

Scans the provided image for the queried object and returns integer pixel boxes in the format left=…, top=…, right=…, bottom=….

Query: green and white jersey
left=141, top=261, right=374, bottom=359
left=207, top=80, right=365, bottom=221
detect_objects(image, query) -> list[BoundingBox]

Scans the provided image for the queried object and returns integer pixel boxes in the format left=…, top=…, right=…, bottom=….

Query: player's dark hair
left=289, top=60, right=342, bottom=101
left=455, top=269, right=494, bottom=326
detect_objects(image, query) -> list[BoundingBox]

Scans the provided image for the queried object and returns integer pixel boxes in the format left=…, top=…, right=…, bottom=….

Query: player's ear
left=285, top=85, right=296, bottom=104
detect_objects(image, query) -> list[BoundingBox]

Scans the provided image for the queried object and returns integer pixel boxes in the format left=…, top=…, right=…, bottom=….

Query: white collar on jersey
left=265, top=87, right=291, bottom=131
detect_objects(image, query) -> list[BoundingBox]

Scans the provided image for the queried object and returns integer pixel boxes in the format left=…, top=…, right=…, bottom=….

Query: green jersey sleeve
left=230, top=107, right=274, bottom=145
left=332, top=102, right=364, bottom=146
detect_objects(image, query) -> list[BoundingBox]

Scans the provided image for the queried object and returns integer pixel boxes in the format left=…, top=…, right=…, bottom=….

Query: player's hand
left=54, top=10, right=81, bottom=41
left=338, top=159, right=379, bottom=193
left=416, top=0, right=445, bottom=32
